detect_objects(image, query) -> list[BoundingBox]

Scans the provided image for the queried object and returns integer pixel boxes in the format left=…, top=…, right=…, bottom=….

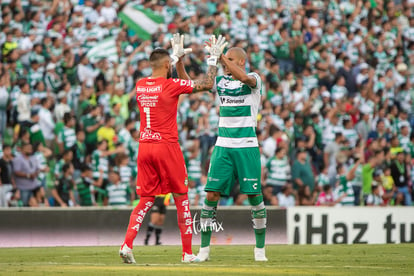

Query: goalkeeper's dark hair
left=149, top=48, right=170, bottom=64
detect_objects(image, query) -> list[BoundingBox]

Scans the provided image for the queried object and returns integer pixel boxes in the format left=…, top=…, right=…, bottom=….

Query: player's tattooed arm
left=192, top=66, right=218, bottom=92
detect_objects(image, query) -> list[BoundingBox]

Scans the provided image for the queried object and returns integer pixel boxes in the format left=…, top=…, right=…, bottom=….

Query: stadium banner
left=0, top=207, right=286, bottom=247
left=287, top=207, right=414, bottom=245
left=118, top=4, right=164, bottom=41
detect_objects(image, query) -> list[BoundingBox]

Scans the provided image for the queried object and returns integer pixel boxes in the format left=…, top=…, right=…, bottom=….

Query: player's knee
left=206, top=191, right=220, bottom=202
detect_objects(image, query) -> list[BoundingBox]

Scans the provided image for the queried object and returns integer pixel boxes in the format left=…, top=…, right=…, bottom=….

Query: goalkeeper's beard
left=167, top=65, right=172, bottom=79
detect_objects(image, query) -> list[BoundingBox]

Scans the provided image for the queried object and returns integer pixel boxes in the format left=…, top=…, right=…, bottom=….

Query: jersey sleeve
left=247, top=72, right=262, bottom=94
left=168, top=78, right=194, bottom=96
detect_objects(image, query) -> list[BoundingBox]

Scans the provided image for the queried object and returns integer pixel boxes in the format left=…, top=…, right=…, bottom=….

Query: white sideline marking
left=0, top=262, right=394, bottom=270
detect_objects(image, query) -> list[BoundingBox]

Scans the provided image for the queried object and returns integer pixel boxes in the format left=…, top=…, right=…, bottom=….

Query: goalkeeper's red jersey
left=135, top=77, right=194, bottom=143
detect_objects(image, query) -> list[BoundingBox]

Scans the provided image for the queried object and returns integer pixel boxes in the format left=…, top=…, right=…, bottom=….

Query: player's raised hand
left=204, top=34, right=228, bottom=66
left=170, top=33, right=192, bottom=66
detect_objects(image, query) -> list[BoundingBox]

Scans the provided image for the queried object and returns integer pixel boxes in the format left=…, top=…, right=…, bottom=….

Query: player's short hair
left=149, top=48, right=170, bottom=68
left=227, top=47, right=247, bottom=61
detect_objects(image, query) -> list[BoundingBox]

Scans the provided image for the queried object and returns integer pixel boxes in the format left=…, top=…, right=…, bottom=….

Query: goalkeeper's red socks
left=122, top=196, right=155, bottom=249
left=174, top=194, right=193, bottom=255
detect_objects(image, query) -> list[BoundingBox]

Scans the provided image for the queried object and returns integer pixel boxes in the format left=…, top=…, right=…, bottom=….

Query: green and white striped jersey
left=45, top=72, right=62, bottom=93
left=334, top=175, right=355, bottom=206
left=118, top=128, right=131, bottom=147
left=266, top=156, right=291, bottom=186
left=398, top=134, right=410, bottom=151
left=212, top=73, right=262, bottom=148
left=117, top=165, right=132, bottom=186
left=107, top=182, right=130, bottom=206
left=327, top=0, right=341, bottom=22
left=54, top=159, right=66, bottom=178
left=374, top=51, right=389, bottom=74
left=349, top=164, right=362, bottom=187
left=27, top=68, right=44, bottom=88
left=128, top=139, right=139, bottom=164
left=331, top=85, right=348, bottom=99
left=309, top=50, right=320, bottom=67
left=185, top=152, right=202, bottom=181
left=92, top=150, right=108, bottom=179
left=196, top=185, right=207, bottom=206
left=50, top=46, right=62, bottom=59
left=317, top=173, right=330, bottom=187
left=303, top=74, right=319, bottom=93
left=34, top=151, right=47, bottom=183
left=57, top=126, right=76, bottom=150
left=28, top=52, right=45, bottom=65
left=187, top=187, right=198, bottom=206
left=82, top=27, right=103, bottom=50
left=343, top=128, right=358, bottom=147
left=270, top=93, right=283, bottom=107
left=403, top=27, right=414, bottom=42
left=321, top=33, right=336, bottom=51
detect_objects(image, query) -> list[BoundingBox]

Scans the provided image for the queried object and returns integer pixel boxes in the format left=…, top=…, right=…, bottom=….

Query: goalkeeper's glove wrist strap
left=207, top=56, right=218, bottom=66
left=170, top=55, right=179, bottom=66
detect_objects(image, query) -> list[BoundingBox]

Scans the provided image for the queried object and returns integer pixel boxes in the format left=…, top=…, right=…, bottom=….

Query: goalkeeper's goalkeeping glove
left=170, top=33, right=192, bottom=66
left=204, top=34, right=228, bottom=67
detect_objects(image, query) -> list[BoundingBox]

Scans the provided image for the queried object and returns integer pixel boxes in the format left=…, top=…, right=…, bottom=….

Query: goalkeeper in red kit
left=119, top=34, right=227, bottom=264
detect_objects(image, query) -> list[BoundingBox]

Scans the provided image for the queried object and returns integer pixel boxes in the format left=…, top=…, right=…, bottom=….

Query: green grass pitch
left=0, top=244, right=413, bottom=275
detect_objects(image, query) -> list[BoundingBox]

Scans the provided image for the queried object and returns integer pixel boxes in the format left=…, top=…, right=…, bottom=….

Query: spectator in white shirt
left=277, top=183, right=297, bottom=207
left=38, top=98, right=55, bottom=147
left=54, top=91, right=71, bottom=122
left=100, top=0, right=117, bottom=24
left=263, top=124, right=282, bottom=158
left=356, top=63, right=369, bottom=86
left=77, top=54, right=99, bottom=87
left=17, top=81, right=31, bottom=123
left=366, top=184, right=384, bottom=206
left=19, top=31, right=36, bottom=66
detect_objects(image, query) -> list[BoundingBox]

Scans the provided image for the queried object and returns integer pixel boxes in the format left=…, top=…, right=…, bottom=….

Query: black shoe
left=155, top=241, right=162, bottom=245
left=144, top=239, right=149, bottom=246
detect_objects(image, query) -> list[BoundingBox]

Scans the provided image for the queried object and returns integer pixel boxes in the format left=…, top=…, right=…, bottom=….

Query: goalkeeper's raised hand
left=170, top=33, right=192, bottom=66
left=204, top=34, right=228, bottom=66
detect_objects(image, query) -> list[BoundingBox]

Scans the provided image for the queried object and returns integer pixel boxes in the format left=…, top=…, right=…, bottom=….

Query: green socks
left=200, top=199, right=218, bottom=248
left=249, top=195, right=267, bottom=249
left=200, top=196, right=266, bottom=249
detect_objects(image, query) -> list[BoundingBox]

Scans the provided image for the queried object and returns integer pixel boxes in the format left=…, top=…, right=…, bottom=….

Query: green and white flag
left=118, top=4, right=164, bottom=40
left=86, top=36, right=118, bottom=63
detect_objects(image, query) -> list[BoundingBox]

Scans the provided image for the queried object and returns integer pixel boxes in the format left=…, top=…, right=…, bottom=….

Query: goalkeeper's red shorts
left=136, top=142, right=188, bottom=196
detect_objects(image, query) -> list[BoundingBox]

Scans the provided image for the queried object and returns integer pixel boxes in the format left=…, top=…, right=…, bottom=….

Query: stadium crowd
left=0, top=0, right=413, bottom=208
